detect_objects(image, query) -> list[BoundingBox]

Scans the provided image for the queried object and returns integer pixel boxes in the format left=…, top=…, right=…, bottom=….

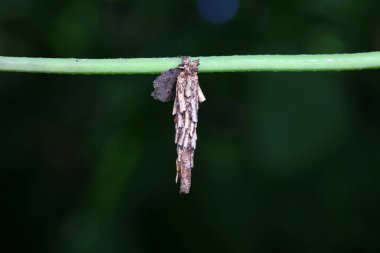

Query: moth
left=151, top=67, right=181, bottom=102
left=152, top=57, right=206, bottom=194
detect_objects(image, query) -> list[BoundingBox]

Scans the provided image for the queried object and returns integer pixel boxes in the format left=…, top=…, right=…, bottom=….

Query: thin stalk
left=0, top=52, right=380, bottom=74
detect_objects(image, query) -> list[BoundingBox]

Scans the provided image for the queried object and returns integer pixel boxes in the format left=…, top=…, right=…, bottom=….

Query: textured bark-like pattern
left=173, top=58, right=206, bottom=194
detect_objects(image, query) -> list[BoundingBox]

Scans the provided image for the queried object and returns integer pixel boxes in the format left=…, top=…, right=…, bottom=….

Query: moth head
left=181, top=56, right=190, bottom=66
left=189, top=59, right=199, bottom=74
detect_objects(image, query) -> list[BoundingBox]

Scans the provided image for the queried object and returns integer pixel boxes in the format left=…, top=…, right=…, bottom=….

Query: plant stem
left=0, top=52, right=380, bottom=74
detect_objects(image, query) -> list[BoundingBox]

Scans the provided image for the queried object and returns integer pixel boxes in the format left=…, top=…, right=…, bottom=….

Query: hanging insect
left=151, top=57, right=206, bottom=194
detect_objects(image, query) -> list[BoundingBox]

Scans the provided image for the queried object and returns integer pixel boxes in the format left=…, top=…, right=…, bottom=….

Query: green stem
left=1, top=52, right=380, bottom=74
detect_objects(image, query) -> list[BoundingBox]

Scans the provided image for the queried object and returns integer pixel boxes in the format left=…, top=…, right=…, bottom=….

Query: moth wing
left=151, top=68, right=181, bottom=102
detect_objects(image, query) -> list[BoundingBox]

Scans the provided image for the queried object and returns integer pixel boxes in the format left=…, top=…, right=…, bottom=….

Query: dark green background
left=1, top=0, right=380, bottom=252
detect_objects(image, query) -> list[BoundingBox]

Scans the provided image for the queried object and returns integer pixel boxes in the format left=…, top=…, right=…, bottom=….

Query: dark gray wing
left=151, top=68, right=181, bottom=102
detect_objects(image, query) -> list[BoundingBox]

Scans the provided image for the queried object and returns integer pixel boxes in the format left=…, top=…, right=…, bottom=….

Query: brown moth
left=151, top=67, right=181, bottom=102
left=152, top=57, right=205, bottom=194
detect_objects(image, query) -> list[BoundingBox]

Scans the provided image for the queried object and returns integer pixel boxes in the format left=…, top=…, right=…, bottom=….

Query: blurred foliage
left=1, top=0, right=380, bottom=252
